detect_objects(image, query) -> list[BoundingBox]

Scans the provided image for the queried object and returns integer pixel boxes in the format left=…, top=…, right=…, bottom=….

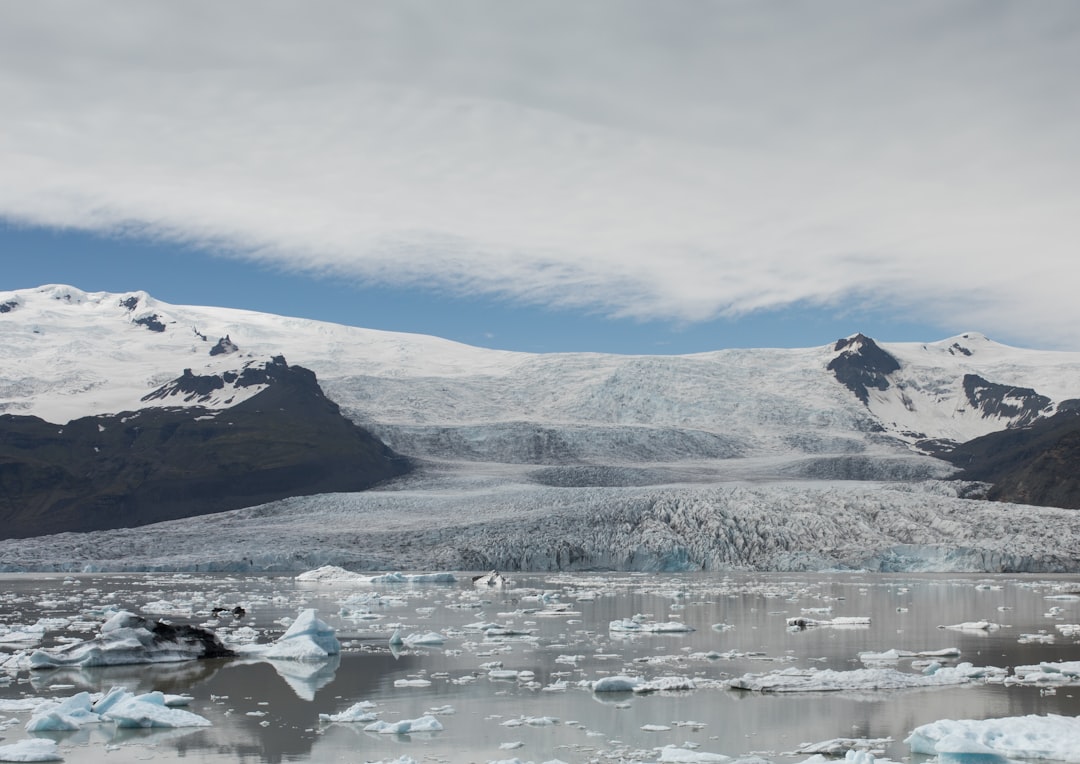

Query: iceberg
left=609, top=617, right=694, bottom=633
left=591, top=675, right=643, bottom=692
left=0, top=739, right=63, bottom=762
left=24, top=688, right=210, bottom=733
left=725, top=663, right=1006, bottom=693
left=261, top=609, right=340, bottom=661
left=28, top=610, right=232, bottom=668
left=363, top=714, right=443, bottom=734
left=906, top=713, right=1080, bottom=761
left=319, top=700, right=378, bottom=723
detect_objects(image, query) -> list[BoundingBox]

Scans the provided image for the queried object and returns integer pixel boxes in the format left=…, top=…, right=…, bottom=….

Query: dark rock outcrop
left=134, top=314, right=167, bottom=332
left=943, top=410, right=1080, bottom=509
left=827, top=334, right=901, bottom=404
left=209, top=335, right=239, bottom=356
left=0, top=300, right=17, bottom=314
left=962, top=374, right=1052, bottom=426
left=0, top=359, right=411, bottom=538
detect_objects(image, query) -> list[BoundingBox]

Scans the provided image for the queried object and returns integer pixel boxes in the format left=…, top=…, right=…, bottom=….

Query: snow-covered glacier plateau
left=3, top=284, right=1080, bottom=573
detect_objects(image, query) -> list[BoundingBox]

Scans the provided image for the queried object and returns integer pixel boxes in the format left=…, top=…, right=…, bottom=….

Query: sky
left=2, top=1, right=1079, bottom=355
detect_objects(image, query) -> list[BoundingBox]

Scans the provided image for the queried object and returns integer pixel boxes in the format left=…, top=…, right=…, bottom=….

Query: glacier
left=0, top=468, right=1077, bottom=573
left=5, top=285, right=1080, bottom=573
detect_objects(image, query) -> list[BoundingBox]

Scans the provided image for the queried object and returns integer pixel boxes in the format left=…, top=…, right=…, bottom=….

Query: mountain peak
left=827, top=333, right=901, bottom=405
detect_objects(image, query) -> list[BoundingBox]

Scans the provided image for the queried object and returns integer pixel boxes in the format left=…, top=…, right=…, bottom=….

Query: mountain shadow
left=0, top=357, right=412, bottom=538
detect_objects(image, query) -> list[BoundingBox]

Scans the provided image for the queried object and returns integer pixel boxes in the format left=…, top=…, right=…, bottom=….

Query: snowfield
left=4, top=285, right=1080, bottom=573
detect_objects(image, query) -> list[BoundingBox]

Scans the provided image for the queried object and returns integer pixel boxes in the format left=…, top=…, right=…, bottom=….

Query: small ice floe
left=655, top=745, right=731, bottom=763
left=725, top=663, right=1006, bottom=693
left=1057, top=623, right=1080, bottom=638
left=906, top=713, right=1080, bottom=759
left=591, top=675, right=642, bottom=692
left=1018, top=632, right=1055, bottom=644
left=790, top=738, right=892, bottom=755
left=0, top=738, right=63, bottom=762
left=500, top=716, right=558, bottom=727
left=937, top=620, right=1002, bottom=632
left=295, top=566, right=456, bottom=584
left=394, top=679, right=433, bottom=688
left=363, top=714, right=443, bottom=734
left=609, top=616, right=694, bottom=634
left=641, top=724, right=671, bottom=731
left=632, top=676, right=696, bottom=694
left=1006, top=660, right=1080, bottom=687
left=786, top=616, right=870, bottom=631
left=319, top=700, right=378, bottom=723
left=472, top=570, right=510, bottom=588
left=401, top=631, right=446, bottom=647
left=858, top=648, right=959, bottom=665
left=28, top=611, right=232, bottom=668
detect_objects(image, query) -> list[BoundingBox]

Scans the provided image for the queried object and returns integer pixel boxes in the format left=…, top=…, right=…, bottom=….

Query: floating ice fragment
left=0, top=738, right=63, bottom=762
left=937, top=620, right=1002, bottom=631
left=29, top=611, right=232, bottom=668
left=261, top=609, right=340, bottom=661
left=363, top=714, right=443, bottom=734
left=592, top=675, right=642, bottom=692
left=318, top=700, right=378, bottom=723
left=725, top=663, right=1005, bottom=693
left=656, top=745, right=732, bottom=763
left=906, top=713, right=1080, bottom=760
left=610, top=617, right=694, bottom=633
left=105, top=692, right=212, bottom=728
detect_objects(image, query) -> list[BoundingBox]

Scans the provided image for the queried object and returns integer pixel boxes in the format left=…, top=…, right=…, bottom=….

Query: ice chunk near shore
left=907, top=713, right=1080, bottom=760
left=0, top=738, right=62, bottom=762
left=28, top=611, right=232, bottom=668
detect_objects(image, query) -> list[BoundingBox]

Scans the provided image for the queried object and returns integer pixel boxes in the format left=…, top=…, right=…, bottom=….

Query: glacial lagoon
left=3, top=571, right=1080, bottom=763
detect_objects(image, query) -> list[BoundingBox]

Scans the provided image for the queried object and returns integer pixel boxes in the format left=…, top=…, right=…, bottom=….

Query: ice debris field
left=2, top=569, right=1080, bottom=762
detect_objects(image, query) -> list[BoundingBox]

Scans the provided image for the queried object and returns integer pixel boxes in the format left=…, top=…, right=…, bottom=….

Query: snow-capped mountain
left=5, top=283, right=1080, bottom=570
left=4, top=284, right=1080, bottom=457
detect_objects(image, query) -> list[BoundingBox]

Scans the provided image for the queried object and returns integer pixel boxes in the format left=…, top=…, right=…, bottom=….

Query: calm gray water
left=3, top=571, right=1080, bottom=763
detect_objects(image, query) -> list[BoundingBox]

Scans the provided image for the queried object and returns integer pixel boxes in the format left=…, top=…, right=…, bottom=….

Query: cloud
left=1, top=1, right=1079, bottom=346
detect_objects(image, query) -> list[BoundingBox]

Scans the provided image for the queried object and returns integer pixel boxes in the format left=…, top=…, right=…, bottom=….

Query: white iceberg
left=319, top=700, right=378, bottom=723
left=656, top=746, right=732, bottom=763
left=1008, top=660, right=1080, bottom=686
left=609, top=617, right=694, bottom=633
left=297, top=567, right=456, bottom=584
left=725, top=663, right=1006, bottom=693
left=25, top=688, right=210, bottom=732
left=261, top=609, right=340, bottom=661
left=364, top=714, right=443, bottom=734
left=906, top=713, right=1080, bottom=761
left=592, top=675, right=643, bottom=692
left=106, top=691, right=212, bottom=728
left=0, top=739, right=63, bottom=762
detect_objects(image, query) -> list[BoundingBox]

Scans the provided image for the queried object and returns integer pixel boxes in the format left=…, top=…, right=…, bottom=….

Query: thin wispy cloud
left=1, top=1, right=1078, bottom=345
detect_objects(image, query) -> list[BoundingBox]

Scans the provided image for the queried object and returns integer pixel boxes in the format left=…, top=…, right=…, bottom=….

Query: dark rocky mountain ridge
left=0, top=357, right=411, bottom=539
